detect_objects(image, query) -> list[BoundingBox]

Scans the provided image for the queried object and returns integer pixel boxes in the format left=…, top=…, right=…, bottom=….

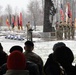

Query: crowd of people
left=55, top=21, right=75, bottom=40
left=0, top=41, right=76, bottom=75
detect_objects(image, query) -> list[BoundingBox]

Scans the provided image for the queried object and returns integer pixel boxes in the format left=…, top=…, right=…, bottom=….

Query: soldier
left=63, top=21, right=67, bottom=39
left=70, top=21, right=75, bottom=40
left=57, top=22, right=63, bottom=40
left=55, top=21, right=59, bottom=30
left=67, top=22, right=71, bottom=40
left=26, top=21, right=33, bottom=41
left=55, top=21, right=59, bottom=40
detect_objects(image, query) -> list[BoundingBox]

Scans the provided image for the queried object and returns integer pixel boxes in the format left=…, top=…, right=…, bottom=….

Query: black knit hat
left=9, top=45, right=23, bottom=53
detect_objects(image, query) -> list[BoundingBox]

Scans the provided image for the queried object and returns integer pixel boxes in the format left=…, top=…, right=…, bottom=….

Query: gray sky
left=0, top=0, right=31, bottom=14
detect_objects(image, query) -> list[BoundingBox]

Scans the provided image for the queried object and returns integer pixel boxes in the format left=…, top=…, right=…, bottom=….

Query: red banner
left=20, top=13, right=22, bottom=26
left=60, top=4, right=64, bottom=21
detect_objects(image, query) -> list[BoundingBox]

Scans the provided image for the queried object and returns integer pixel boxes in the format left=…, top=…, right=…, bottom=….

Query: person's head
left=60, top=21, right=62, bottom=24
left=53, top=46, right=74, bottom=66
left=64, top=21, right=66, bottom=22
left=53, top=42, right=66, bottom=51
left=28, top=21, right=30, bottom=23
left=9, top=45, right=23, bottom=53
left=24, top=41, right=34, bottom=52
left=0, top=43, right=3, bottom=51
left=7, top=51, right=26, bottom=70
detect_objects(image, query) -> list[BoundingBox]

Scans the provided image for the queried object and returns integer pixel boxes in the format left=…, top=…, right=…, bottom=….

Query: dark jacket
left=0, top=51, right=8, bottom=67
left=44, top=53, right=61, bottom=75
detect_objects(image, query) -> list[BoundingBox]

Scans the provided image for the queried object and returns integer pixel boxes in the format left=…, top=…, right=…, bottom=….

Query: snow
left=0, top=26, right=76, bottom=65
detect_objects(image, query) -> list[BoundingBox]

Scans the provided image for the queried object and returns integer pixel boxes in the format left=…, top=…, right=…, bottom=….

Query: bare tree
left=5, top=5, right=12, bottom=25
left=0, top=6, right=2, bottom=15
left=5, top=5, right=12, bottom=15
left=21, top=9, right=26, bottom=26
left=27, top=0, right=43, bottom=30
left=0, top=6, right=3, bottom=26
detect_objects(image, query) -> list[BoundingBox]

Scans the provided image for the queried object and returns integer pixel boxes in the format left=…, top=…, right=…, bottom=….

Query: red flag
left=65, top=2, right=72, bottom=24
left=6, top=17, right=10, bottom=26
left=60, top=4, right=64, bottom=21
left=19, top=13, right=22, bottom=26
left=67, top=2, right=72, bottom=18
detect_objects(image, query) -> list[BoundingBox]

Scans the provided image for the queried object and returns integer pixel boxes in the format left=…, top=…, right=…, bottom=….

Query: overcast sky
left=0, top=0, right=31, bottom=14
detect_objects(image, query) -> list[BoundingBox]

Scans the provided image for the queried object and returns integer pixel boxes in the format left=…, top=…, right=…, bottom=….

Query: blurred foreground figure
left=0, top=45, right=39, bottom=75
left=0, top=43, right=8, bottom=67
left=53, top=46, right=76, bottom=75
left=24, top=41, right=43, bottom=75
left=44, top=42, right=66, bottom=75
left=5, top=51, right=29, bottom=75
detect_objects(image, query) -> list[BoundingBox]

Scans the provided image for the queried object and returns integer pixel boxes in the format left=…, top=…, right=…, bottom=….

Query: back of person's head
left=0, top=43, right=3, bottom=51
left=26, top=61, right=39, bottom=75
left=28, top=21, right=30, bottom=23
left=7, top=51, right=26, bottom=70
left=53, top=46, right=74, bottom=66
left=53, top=42, right=66, bottom=51
left=25, top=41, right=34, bottom=47
left=9, top=45, right=23, bottom=53
left=24, top=41, right=34, bottom=52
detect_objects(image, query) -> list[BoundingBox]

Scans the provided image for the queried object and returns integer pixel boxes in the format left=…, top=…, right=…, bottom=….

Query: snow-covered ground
left=0, top=26, right=76, bottom=65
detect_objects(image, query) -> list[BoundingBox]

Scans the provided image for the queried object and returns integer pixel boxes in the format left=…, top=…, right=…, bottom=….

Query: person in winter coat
left=26, top=21, right=32, bottom=41
left=5, top=51, right=29, bottom=75
left=53, top=46, right=76, bottom=75
left=0, top=43, right=8, bottom=67
left=44, top=42, right=66, bottom=75
left=24, top=41, right=43, bottom=75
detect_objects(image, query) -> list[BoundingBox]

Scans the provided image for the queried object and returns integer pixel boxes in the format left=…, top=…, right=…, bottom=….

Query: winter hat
left=7, top=51, right=26, bottom=70
left=53, top=42, right=66, bottom=51
left=9, top=45, right=23, bottom=53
